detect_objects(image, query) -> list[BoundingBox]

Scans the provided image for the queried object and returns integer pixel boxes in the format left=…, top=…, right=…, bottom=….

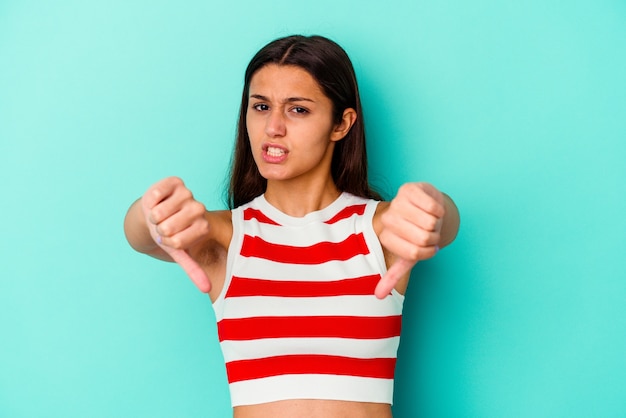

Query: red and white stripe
left=213, top=193, right=404, bottom=406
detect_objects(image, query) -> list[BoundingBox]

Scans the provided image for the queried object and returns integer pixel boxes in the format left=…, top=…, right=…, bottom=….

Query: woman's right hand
left=140, top=176, right=212, bottom=293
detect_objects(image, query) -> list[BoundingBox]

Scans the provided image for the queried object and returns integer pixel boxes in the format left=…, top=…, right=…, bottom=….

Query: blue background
left=1, top=0, right=625, bottom=416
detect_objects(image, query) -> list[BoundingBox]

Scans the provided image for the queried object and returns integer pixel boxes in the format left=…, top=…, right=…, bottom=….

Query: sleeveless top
left=212, top=192, right=405, bottom=407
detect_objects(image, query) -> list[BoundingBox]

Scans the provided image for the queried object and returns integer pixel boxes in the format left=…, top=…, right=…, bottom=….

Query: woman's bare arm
left=123, top=176, right=231, bottom=293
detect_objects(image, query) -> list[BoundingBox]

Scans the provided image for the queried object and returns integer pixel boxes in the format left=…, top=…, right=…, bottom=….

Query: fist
left=141, top=176, right=211, bottom=293
left=375, top=182, right=445, bottom=298
left=142, top=177, right=210, bottom=250
left=380, top=182, right=445, bottom=262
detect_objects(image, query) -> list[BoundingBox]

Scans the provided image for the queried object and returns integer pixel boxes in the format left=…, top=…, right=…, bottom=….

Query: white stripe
left=229, top=374, right=394, bottom=406
left=232, top=254, right=381, bottom=282
left=249, top=193, right=369, bottom=227
left=220, top=336, right=401, bottom=363
left=221, top=294, right=403, bottom=319
left=243, top=218, right=362, bottom=247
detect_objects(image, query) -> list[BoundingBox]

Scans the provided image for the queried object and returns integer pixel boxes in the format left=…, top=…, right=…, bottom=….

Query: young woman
left=124, top=35, right=460, bottom=418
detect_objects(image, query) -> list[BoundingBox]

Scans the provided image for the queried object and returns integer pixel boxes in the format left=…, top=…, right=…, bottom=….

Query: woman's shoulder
left=205, top=209, right=233, bottom=247
left=187, top=209, right=232, bottom=266
left=372, top=200, right=390, bottom=236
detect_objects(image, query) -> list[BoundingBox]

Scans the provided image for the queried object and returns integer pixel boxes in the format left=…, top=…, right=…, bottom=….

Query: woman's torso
left=234, top=399, right=392, bottom=418
left=197, top=195, right=402, bottom=417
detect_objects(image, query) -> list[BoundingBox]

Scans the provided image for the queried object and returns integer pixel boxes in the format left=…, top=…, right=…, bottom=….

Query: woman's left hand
left=375, top=182, right=445, bottom=298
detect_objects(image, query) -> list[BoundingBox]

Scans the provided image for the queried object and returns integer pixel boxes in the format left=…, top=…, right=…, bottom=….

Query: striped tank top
left=212, top=192, right=404, bottom=406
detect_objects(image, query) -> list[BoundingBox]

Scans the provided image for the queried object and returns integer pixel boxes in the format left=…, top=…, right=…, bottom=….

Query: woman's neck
left=264, top=178, right=340, bottom=218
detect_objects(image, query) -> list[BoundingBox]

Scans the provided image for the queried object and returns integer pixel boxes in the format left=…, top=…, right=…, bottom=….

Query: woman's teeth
left=267, top=146, right=285, bottom=157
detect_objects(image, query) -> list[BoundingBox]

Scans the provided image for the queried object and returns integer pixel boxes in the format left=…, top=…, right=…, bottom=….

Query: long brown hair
left=228, top=35, right=381, bottom=208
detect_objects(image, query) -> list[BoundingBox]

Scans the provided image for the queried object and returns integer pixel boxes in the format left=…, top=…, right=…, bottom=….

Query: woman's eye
left=253, top=103, right=269, bottom=111
left=291, top=106, right=308, bottom=114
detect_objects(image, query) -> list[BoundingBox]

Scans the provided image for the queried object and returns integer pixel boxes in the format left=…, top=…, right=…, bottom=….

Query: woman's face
left=246, top=64, right=352, bottom=185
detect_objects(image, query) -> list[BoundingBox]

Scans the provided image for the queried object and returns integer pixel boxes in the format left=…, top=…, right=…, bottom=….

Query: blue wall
left=1, top=1, right=625, bottom=416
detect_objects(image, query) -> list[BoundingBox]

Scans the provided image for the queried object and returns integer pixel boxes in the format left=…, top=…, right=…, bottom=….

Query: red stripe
left=324, top=204, right=366, bottom=224
left=240, top=233, right=369, bottom=264
left=218, top=315, right=402, bottom=341
left=243, top=208, right=280, bottom=225
left=226, top=275, right=380, bottom=298
left=225, top=354, right=396, bottom=383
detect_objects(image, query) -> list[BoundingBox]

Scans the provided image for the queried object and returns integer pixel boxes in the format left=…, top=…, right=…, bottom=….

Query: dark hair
left=228, top=34, right=381, bottom=208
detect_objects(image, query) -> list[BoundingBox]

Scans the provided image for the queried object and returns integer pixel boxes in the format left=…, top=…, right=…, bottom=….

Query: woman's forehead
left=249, top=64, right=325, bottom=100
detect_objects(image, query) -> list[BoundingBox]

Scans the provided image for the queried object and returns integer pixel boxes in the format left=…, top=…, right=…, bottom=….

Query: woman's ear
left=330, top=108, right=357, bottom=142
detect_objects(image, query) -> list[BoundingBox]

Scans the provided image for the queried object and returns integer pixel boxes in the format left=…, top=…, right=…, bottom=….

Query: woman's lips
left=262, top=144, right=288, bottom=163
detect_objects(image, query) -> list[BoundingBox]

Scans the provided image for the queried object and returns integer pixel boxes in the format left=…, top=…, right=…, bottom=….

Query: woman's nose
left=265, top=110, right=286, bottom=137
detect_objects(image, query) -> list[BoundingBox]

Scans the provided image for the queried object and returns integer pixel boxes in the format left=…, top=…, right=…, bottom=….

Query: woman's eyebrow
left=250, top=94, right=269, bottom=101
left=284, top=96, right=315, bottom=103
left=250, top=94, right=315, bottom=103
